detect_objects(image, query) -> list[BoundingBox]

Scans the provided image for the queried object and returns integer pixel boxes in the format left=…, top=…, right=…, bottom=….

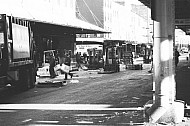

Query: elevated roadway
left=137, top=0, right=190, bottom=124
left=139, top=0, right=190, bottom=32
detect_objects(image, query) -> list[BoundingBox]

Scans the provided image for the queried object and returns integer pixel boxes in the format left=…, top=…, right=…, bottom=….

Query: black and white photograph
left=0, top=0, right=190, bottom=125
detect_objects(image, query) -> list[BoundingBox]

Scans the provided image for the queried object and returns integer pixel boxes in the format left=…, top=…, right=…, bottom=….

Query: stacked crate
left=123, top=51, right=134, bottom=70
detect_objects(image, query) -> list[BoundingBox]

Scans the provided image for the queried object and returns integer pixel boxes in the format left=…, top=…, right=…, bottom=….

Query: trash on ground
left=132, top=97, right=140, bottom=100
left=70, top=80, right=79, bottom=83
left=6, top=84, right=11, bottom=87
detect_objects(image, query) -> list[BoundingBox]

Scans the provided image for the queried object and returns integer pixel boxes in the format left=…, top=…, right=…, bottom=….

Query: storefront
left=31, top=20, right=107, bottom=68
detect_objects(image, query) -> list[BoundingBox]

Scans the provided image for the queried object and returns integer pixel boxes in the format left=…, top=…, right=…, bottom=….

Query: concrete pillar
left=146, top=0, right=184, bottom=123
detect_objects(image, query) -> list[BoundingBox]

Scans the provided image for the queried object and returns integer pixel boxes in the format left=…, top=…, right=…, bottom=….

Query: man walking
left=148, top=47, right=153, bottom=73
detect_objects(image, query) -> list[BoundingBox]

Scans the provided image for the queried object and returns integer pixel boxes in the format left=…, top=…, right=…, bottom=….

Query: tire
left=19, top=66, right=35, bottom=91
left=29, top=68, right=36, bottom=89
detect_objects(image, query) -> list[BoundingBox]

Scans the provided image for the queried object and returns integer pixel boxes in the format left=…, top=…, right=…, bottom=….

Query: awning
left=0, top=1, right=108, bottom=34
left=30, top=19, right=108, bottom=35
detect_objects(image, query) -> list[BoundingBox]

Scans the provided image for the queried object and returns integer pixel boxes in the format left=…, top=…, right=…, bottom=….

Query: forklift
left=87, top=48, right=103, bottom=69
left=37, top=50, right=58, bottom=77
left=104, top=46, right=120, bottom=72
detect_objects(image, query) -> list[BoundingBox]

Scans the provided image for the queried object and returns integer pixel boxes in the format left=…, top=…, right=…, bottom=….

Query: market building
left=0, top=0, right=107, bottom=68
left=75, top=0, right=153, bottom=70
left=76, top=0, right=153, bottom=49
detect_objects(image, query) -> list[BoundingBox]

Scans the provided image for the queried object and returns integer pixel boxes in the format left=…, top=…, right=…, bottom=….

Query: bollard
left=173, top=100, right=185, bottom=123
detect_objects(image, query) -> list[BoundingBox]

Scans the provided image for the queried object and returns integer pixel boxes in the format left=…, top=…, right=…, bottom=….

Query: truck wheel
left=26, top=68, right=36, bottom=89
left=29, top=68, right=36, bottom=89
left=18, top=66, right=36, bottom=91
left=18, top=69, right=31, bottom=90
left=26, top=69, right=31, bottom=89
left=18, top=69, right=29, bottom=90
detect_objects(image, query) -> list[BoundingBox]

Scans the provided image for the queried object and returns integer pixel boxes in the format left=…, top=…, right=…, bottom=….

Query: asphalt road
left=1, top=54, right=190, bottom=126
left=0, top=62, right=154, bottom=125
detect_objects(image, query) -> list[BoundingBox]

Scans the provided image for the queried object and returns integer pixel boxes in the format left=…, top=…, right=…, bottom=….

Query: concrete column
left=147, top=0, right=184, bottom=123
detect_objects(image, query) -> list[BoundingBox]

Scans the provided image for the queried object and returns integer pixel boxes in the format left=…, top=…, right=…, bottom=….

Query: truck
left=0, top=14, right=36, bottom=90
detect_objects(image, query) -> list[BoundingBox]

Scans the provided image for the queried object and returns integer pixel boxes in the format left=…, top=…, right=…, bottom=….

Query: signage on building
left=175, top=19, right=190, bottom=26
left=76, top=44, right=103, bottom=55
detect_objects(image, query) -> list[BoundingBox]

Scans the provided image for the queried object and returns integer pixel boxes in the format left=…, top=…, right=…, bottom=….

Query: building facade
left=175, top=29, right=190, bottom=50
left=76, top=0, right=153, bottom=54
left=0, top=0, right=106, bottom=67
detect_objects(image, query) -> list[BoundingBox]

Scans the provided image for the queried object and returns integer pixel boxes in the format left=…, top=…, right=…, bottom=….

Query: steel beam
left=146, top=0, right=184, bottom=123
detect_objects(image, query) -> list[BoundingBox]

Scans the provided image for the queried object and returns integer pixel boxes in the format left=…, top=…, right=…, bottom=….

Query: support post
left=146, top=0, right=184, bottom=123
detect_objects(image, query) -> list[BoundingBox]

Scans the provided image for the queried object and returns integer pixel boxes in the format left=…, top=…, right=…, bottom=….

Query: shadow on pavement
left=176, top=60, right=190, bottom=105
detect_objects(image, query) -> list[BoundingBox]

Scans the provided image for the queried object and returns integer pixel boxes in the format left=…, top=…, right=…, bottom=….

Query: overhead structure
left=138, top=0, right=190, bottom=20
left=137, top=0, right=187, bottom=124
left=175, top=0, right=190, bottom=34
left=139, top=0, right=190, bottom=33
left=30, top=18, right=108, bottom=35
left=0, top=1, right=107, bottom=34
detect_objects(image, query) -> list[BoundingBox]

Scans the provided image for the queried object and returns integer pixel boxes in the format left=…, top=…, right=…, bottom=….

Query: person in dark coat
left=49, top=52, right=56, bottom=78
left=64, top=54, right=73, bottom=80
left=76, top=52, right=82, bottom=69
left=175, top=48, right=180, bottom=67
left=58, top=49, right=65, bottom=66
left=83, top=52, right=87, bottom=64
left=148, top=48, right=153, bottom=73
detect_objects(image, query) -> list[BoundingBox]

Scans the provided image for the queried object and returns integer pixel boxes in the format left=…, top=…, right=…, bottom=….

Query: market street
left=0, top=54, right=189, bottom=125
left=0, top=61, right=152, bottom=125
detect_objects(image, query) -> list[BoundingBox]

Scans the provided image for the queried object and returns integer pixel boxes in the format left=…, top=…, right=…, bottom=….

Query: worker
left=76, top=52, right=82, bottom=69
left=58, top=49, right=65, bottom=66
left=64, top=54, right=73, bottom=80
left=148, top=47, right=153, bottom=73
left=175, top=48, right=180, bottom=67
left=49, top=52, right=56, bottom=78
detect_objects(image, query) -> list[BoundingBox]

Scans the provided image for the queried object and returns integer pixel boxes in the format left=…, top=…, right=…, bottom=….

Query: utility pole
left=146, top=0, right=184, bottom=123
